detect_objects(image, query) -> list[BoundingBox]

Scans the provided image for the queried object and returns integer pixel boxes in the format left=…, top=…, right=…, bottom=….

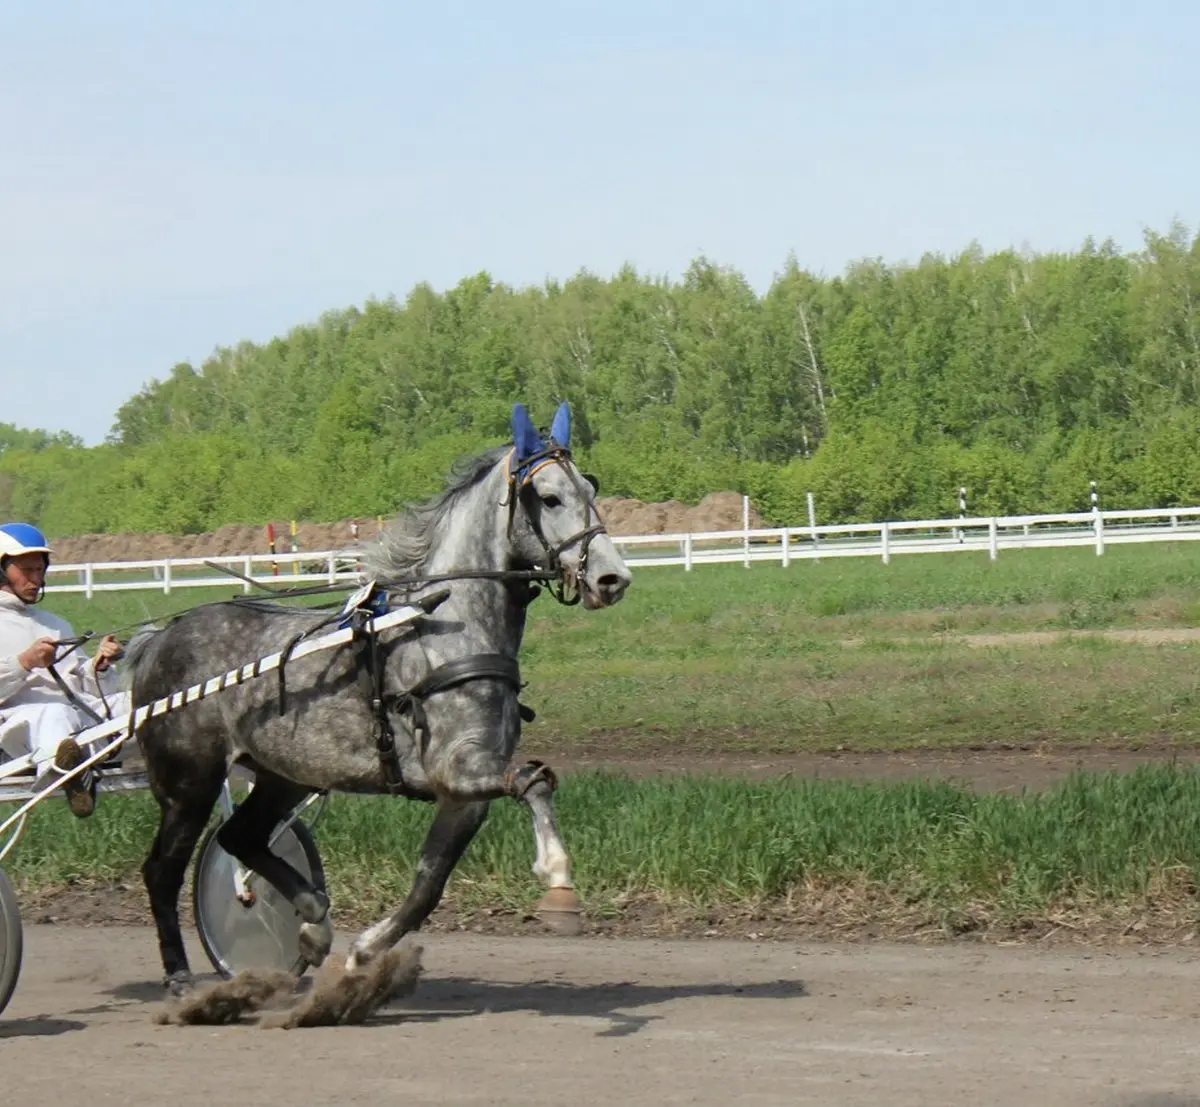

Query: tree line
left=3, top=220, right=1199, bottom=536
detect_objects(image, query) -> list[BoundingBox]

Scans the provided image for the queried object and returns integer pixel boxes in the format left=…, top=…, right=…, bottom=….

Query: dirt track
left=112, top=742, right=1200, bottom=801
left=3, top=925, right=1200, bottom=1106
left=549, top=745, right=1200, bottom=794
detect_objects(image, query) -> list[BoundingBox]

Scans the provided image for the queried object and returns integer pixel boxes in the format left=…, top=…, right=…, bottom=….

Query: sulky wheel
left=191, top=819, right=327, bottom=980
left=0, top=866, right=23, bottom=1017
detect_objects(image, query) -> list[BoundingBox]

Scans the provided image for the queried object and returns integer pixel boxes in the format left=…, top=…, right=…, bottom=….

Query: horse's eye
left=542, top=494, right=562, bottom=509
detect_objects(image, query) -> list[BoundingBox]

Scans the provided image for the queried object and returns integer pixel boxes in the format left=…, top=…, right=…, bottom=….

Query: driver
left=0, top=522, right=129, bottom=818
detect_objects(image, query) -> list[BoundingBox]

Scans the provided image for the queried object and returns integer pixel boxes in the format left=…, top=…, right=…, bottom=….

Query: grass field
left=11, top=764, right=1200, bottom=941
left=42, top=541, right=1200, bottom=754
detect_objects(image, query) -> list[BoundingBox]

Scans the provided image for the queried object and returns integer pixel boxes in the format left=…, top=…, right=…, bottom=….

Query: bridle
left=502, top=441, right=608, bottom=607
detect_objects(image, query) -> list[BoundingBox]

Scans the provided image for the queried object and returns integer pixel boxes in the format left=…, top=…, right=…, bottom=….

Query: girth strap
left=392, top=653, right=532, bottom=753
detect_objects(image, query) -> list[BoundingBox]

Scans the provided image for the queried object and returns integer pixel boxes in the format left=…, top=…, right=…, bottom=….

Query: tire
left=0, top=866, right=23, bottom=1018
left=191, top=818, right=326, bottom=980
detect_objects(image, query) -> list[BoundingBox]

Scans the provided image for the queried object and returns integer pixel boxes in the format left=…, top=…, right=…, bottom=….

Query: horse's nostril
left=598, top=573, right=625, bottom=591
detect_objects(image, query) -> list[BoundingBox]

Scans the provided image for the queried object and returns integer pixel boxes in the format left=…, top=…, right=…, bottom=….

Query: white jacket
left=0, top=590, right=120, bottom=714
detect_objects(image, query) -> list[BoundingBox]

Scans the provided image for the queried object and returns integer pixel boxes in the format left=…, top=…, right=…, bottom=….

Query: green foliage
left=5, top=221, right=1200, bottom=535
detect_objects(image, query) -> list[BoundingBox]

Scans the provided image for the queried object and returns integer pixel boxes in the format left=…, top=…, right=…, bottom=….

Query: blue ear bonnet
left=509, top=401, right=571, bottom=483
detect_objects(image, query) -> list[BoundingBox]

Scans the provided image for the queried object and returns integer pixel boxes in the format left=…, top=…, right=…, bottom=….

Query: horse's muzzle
left=583, top=571, right=631, bottom=609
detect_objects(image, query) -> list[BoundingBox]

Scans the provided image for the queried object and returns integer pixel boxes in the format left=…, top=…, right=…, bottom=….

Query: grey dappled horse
left=125, top=401, right=632, bottom=993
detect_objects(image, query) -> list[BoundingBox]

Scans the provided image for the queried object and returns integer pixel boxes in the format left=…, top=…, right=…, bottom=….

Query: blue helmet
left=0, top=522, right=53, bottom=565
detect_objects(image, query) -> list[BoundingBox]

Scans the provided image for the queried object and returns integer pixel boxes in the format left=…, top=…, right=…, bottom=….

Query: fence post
left=684, top=533, right=693, bottom=572
left=242, top=555, right=253, bottom=594
left=1094, top=512, right=1105, bottom=556
left=163, top=559, right=172, bottom=595
left=742, top=495, right=750, bottom=568
left=85, top=564, right=94, bottom=600
left=807, top=491, right=819, bottom=561
left=881, top=522, right=891, bottom=565
left=781, top=529, right=790, bottom=568
left=988, top=518, right=998, bottom=561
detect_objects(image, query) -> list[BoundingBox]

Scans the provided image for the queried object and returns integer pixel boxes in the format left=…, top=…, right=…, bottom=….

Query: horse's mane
left=363, top=444, right=510, bottom=579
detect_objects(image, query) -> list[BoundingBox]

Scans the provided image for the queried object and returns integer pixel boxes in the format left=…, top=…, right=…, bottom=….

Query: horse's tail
left=118, top=623, right=166, bottom=692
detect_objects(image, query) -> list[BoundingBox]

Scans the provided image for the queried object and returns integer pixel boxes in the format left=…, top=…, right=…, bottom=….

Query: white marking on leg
left=347, top=915, right=394, bottom=970
left=531, top=809, right=573, bottom=888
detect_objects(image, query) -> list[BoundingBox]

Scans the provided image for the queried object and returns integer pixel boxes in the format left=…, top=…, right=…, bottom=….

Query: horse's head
left=504, top=402, right=632, bottom=609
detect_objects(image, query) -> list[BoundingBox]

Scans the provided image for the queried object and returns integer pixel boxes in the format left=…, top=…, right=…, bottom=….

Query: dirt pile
left=50, top=520, right=377, bottom=565
left=598, top=491, right=764, bottom=537
left=48, top=491, right=764, bottom=565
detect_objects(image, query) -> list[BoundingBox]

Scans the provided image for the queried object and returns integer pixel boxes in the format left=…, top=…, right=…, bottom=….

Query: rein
left=45, top=634, right=112, bottom=728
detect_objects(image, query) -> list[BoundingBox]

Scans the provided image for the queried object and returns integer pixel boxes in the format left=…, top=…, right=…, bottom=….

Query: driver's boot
left=53, top=738, right=97, bottom=818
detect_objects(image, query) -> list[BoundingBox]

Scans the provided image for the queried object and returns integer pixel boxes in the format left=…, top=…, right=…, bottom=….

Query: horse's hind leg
left=345, top=799, right=489, bottom=971
left=508, top=761, right=584, bottom=934
left=143, top=771, right=227, bottom=994
left=215, top=770, right=333, bottom=967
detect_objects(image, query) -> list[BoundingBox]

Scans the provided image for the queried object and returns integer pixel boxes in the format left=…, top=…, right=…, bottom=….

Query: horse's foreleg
left=508, top=760, right=585, bottom=934
left=345, top=799, right=489, bottom=971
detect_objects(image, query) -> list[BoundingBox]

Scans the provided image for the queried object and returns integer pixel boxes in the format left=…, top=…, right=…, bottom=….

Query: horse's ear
left=511, top=403, right=543, bottom=460
left=549, top=401, right=571, bottom=449
left=582, top=472, right=599, bottom=496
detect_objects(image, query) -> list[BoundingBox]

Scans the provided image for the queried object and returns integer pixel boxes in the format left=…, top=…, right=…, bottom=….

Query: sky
left=1, top=0, right=1195, bottom=445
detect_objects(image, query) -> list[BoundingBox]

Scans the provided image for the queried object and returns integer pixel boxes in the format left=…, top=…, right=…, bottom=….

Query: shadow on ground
left=0, top=1015, right=87, bottom=1039
left=94, top=971, right=806, bottom=1037
left=385, top=973, right=808, bottom=1038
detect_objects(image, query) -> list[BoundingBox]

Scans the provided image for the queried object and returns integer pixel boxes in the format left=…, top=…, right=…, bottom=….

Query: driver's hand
left=93, top=634, right=123, bottom=672
left=17, top=637, right=57, bottom=672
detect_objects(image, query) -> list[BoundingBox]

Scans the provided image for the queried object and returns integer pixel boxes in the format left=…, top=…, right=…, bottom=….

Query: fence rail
left=41, top=505, right=1200, bottom=597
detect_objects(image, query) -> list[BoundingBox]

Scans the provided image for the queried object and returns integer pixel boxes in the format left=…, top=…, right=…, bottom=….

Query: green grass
left=523, top=541, right=1200, bottom=659
left=33, top=541, right=1200, bottom=754
left=11, top=767, right=1200, bottom=933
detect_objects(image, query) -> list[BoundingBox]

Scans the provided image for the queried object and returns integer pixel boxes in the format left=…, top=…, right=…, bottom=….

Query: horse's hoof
left=298, top=916, right=334, bottom=966
left=164, top=970, right=194, bottom=997
left=536, top=887, right=585, bottom=936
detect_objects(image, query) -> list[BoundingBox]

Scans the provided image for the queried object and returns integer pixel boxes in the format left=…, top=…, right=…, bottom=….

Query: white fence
left=41, top=504, right=1200, bottom=598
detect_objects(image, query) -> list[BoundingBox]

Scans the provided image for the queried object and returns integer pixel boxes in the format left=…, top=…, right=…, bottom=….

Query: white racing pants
left=0, top=693, right=132, bottom=775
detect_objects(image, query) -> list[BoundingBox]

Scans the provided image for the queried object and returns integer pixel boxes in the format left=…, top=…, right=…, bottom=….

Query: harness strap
left=350, top=614, right=408, bottom=795
left=276, top=629, right=310, bottom=717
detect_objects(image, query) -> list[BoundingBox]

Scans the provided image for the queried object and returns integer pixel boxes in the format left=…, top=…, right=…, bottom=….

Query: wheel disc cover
left=194, top=826, right=321, bottom=978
